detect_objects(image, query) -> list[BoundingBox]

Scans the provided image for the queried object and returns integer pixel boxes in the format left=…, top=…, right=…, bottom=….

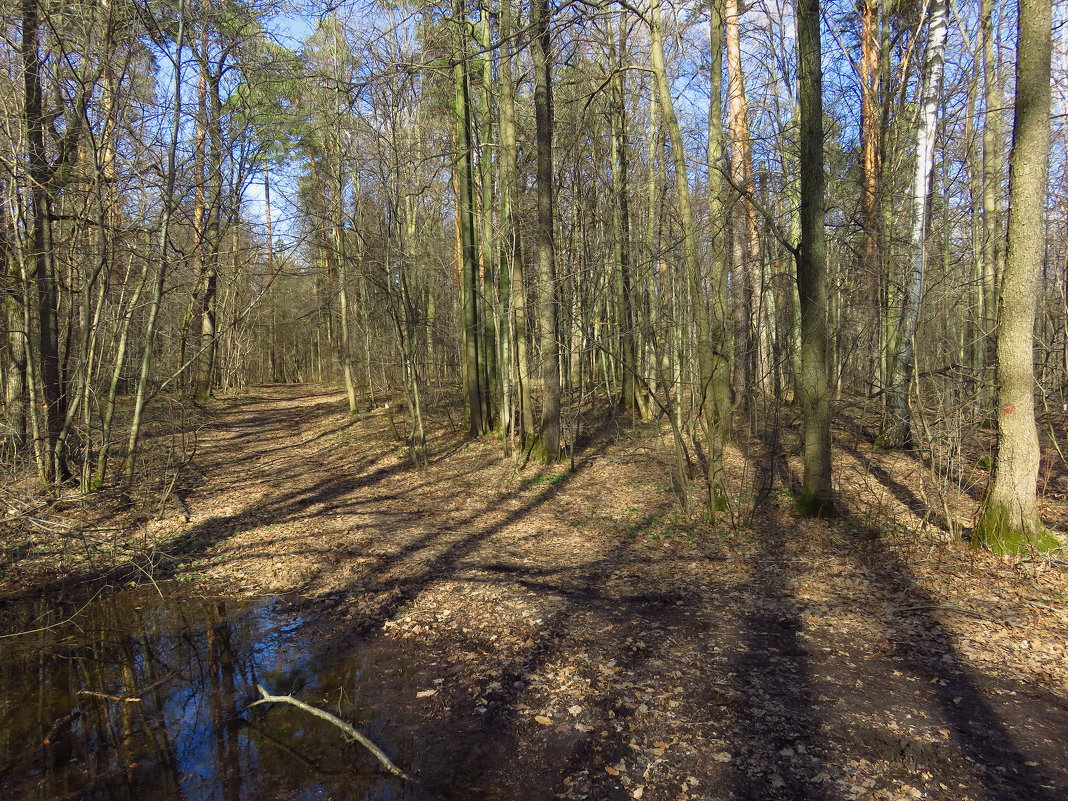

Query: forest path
left=175, top=385, right=1068, bottom=801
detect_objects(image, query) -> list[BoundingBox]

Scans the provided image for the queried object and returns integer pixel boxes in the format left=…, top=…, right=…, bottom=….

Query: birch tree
left=881, top=0, right=948, bottom=449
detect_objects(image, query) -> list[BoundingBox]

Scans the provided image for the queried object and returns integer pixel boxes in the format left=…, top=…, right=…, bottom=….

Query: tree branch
left=247, top=685, right=411, bottom=780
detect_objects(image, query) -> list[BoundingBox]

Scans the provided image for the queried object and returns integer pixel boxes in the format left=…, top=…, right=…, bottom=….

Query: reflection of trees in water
left=207, top=600, right=242, bottom=801
left=0, top=587, right=421, bottom=801
left=1, top=590, right=263, bottom=800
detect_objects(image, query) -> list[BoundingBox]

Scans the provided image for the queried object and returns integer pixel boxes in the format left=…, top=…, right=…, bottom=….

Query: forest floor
left=3, top=384, right=1068, bottom=801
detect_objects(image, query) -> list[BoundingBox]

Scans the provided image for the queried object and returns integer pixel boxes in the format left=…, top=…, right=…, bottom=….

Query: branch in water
left=247, top=684, right=411, bottom=780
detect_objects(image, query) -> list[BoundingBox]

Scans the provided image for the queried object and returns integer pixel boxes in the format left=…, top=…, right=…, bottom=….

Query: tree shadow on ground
left=724, top=430, right=1066, bottom=801
left=724, top=515, right=840, bottom=801
left=8, top=387, right=1066, bottom=801
left=835, top=511, right=1065, bottom=801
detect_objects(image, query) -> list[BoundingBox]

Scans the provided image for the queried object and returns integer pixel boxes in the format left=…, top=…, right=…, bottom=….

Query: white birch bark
left=883, top=0, right=947, bottom=448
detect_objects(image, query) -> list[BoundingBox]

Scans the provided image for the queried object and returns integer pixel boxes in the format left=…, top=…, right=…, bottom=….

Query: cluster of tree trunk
left=0, top=0, right=1060, bottom=550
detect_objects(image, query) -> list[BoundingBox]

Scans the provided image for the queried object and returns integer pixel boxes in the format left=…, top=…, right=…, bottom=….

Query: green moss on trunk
left=795, top=489, right=837, bottom=519
left=973, top=502, right=1058, bottom=554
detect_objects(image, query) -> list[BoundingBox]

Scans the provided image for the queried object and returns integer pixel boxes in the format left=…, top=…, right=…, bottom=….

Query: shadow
left=838, top=523, right=1065, bottom=801
left=725, top=513, right=840, bottom=800
left=732, top=427, right=1066, bottom=800
left=377, top=516, right=711, bottom=799
left=11, top=384, right=1066, bottom=800
left=837, top=437, right=955, bottom=533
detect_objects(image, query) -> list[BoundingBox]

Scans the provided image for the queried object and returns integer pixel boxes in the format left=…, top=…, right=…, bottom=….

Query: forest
left=1, top=0, right=1067, bottom=799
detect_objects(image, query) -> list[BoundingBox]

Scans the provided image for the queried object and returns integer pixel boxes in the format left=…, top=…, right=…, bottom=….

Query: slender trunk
left=649, top=0, right=720, bottom=504
left=179, top=50, right=208, bottom=396
left=703, top=0, right=731, bottom=507
left=882, top=0, right=947, bottom=448
left=610, top=10, right=637, bottom=412
left=531, top=0, right=561, bottom=461
left=494, top=0, right=514, bottom=444
left=337, top=209, right=357, bottom=413
left=22, top=0, right=65, bottom=481
left=498, top=1, right=533, bottom=440
left=860, top=0, right=884, bottom=396
left=725, top=0, right=768, bottom=399
left=980, top=0, right=1003, bottom=364
left=123, top=0, right=186, bottom=487
left=476, top=4, right=497, bottom=428
left=264, top=161, right=280, bottom=382
left=1, top=195, right=26, bottom=449
left=644, top=90, right=663, bottom=412
left=794, top=0, right=834, bottom=516
left=196, top=70, right=223, bottom=400
left=453, top=0, right=485, bottom=436
left=94, top=251, right=148, bottom=487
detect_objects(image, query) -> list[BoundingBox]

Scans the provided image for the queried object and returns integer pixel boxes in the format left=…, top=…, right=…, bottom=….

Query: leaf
left=534, top=715, right=553, bottom=725
left=416, top=689, right=437, bottom=698
left=605, top=766, right=620, bottom=776
left=711, top=751, right=732, bottom=763
left=568, top=705, right=583, bottom=715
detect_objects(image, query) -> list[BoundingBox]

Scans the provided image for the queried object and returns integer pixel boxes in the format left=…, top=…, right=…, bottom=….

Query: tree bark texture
left=794, top=0, right=834, bottom=516
left=976, top=0, right=1052, bottom=552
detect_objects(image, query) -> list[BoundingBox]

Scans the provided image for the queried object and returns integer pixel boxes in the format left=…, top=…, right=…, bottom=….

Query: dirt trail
left=171, top=385, right=1068, bottom=801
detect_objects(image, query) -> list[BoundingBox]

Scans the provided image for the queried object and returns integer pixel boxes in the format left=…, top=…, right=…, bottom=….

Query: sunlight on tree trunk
left=975, top=0, right=1054, bottom=554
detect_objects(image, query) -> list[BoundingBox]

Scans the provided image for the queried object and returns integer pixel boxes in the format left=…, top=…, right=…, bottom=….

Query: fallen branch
left=0, top=585, right=110, bottom=640
left=895, top=603, right=1014, bottom=626
left=247, top=685, right=411, bottom=780
left=76, top=690, right=142, bottom=703
left=75, top=670, right=177, bottom=707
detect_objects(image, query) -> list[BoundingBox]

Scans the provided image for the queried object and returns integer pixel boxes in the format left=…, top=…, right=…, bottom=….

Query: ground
left=2, top=385, right=1068, bottom=801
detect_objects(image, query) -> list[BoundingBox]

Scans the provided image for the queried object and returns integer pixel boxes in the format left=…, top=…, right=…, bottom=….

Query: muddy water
left=0, top=584, right=433, bottom=801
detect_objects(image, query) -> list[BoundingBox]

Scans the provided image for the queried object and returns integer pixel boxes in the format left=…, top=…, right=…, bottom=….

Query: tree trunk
left=123, top=0, right=187, bottom=487
left=649, top=0, right=725, bottom=506
left=498, top=0, right=534, bottom=442
left=725, top=0, right=768, bottom=401
left=453, top=0, right=485, bottom=436
left=794, top=0, right=834, bottom=516
left=196, top=69, right=223, bottom=400
left=980, top=0, right=1004, bottom=365
left=882, top=0, right=947, bottom=449
left=975, top=0, right=1053, bottom=552
left=22, top=0, right=66, bottom=481
left=610, top=9, right=637, bottom=413
left=1, top=196, right=26, bottom=450
left=703, top=0, right=732, bottom=508
left=531, top=0, right=561, bottom=461
left=264, top=161, right=280, bottom=383
left=859, top=0, right=884, bottom=398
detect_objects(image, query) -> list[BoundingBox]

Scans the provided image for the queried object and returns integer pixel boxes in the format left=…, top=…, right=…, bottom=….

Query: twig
left=42, top=709, right=81, bottom=745
left=76, top=690, right=142, bottom=702
left=0, top=585, right=109, bottom=640
left=247, top=685, right=411, bottom=780
left=895, top=603, right=1013, bottom=626
left=127, top=557, right=166, bottom=599
left=77, top=671, right=176, bottom=706
left=1025, top=601, right=1068, bottom=620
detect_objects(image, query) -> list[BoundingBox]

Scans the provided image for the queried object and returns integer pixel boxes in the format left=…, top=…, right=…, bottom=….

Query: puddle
left=0, top=583, right=436, bottom=801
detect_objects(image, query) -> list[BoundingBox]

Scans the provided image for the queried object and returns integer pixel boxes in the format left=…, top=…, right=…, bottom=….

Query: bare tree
left=975, top=0, right=1054, bottom=552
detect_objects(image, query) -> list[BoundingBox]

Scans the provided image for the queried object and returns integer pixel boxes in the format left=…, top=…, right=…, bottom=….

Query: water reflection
left=0, top=584, right=420, bottom=801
